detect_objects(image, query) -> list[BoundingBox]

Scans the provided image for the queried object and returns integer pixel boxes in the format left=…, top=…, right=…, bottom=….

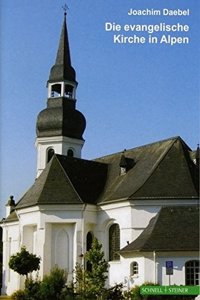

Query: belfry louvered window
left=109, top=224, right=120, bottom=261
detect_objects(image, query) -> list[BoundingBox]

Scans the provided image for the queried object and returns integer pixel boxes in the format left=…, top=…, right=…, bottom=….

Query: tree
left=75, top=237, right=108, bottom=299
left=39, top=266, right=67, bottom=300
left=9, top=246, right=40, bottom=279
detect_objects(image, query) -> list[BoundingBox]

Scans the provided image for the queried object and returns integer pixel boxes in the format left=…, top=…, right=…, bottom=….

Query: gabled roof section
left=56, top=155, right=108, bottom=204
left=120, top=206, right=199, bottom=253
left=15, top=155, right=108, bottom=210
left=16, top=155, right=83, bottom=209
left=13, top=136, right=198, bottom=210
left=96, top=137, right=199, bottom=204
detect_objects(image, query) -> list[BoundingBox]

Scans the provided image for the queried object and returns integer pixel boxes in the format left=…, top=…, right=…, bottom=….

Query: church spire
left=56, top=10, right=71, bottom=64
left=48, top=11, right=77, bottom=98
left=35, top=12, right=86, bottom=177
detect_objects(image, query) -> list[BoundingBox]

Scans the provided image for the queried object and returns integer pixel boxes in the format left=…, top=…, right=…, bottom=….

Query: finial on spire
left=62, top=4, right=69, bottom=17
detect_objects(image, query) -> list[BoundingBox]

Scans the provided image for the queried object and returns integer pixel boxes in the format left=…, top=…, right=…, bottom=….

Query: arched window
left=86, top=232, right=93, bottom=271
left=47, top=148, right=55, bottom=162
left=130, top=261, right=139, bottom=276
left=185, top=260, right=199, bottom=285
left=109, top=224, right=120, bottom=261
left=67, top=149, right=74, bottom=157
left=86, top=232, right=93, bottom=251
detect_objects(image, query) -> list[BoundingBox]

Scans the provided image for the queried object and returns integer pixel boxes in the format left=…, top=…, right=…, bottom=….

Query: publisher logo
left=140, top=286, right=200, bottom=296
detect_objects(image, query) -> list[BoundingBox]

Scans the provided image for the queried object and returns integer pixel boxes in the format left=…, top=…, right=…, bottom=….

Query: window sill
left=130, top=275, right=139, bottom=278
left=109, top=260, right=121, bottom=264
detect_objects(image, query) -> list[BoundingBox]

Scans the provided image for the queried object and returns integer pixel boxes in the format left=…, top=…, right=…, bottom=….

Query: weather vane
left=62, top=4, right=69, bottom=16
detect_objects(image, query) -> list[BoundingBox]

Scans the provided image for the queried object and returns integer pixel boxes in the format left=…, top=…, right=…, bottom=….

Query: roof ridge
left=129, top=138, right=178, bottom=198
left=95, top=136, right=180, bottom=161
left=38, top=157, right=58, bottom=202
left=55, top=155, right=84, bottom=203
left=120, top=205, right=199, bottom=253
left=178, top=140, right=199, bottom=193
left=140, top=211, right=161, bottom=249
left=15, top=157, right=55, bottom=208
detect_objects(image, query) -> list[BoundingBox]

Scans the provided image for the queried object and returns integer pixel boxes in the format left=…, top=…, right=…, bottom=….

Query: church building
left=1, top=13, right=199, bottom=296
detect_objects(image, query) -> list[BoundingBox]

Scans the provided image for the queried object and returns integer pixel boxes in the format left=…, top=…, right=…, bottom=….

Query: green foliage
left=74, top=262, right=85, bottom=295
left=129, top=285, right=142, bottom=300
left=39, top=266, right=67, bottom=300
left=11, top=275, right=41, bottom=300
left=74, top=237, right=109, bottom=299
left=9, top=247, right=40, bottom=277
left=84, top=237, right=108, bottom=298
left=24, top=275, right=41, bottom=300
left=11, top=289, right=27, bottom=300
left=104, top=283, right=125, bottom=300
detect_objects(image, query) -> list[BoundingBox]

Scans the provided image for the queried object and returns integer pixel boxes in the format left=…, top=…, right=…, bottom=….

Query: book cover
left=0, top=0, right=199, bottom=297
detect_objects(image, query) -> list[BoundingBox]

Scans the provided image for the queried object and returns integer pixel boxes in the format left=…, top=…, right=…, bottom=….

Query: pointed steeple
left=48, top=13, right=76, bottom=83
left=35, top=12, right=86, bottom=177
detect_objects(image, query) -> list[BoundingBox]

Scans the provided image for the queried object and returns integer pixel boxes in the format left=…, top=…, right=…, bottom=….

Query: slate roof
left=48, top=14, right=76, bottom=83
left=120, top=206, right=199, bottom=253
left=13, top=136, right=198, bottom=210
left=36, top=97, right=86, bottom=139
left=95, top=136, right=199, bottom=204
left=16, top=155, right=108, bottom=209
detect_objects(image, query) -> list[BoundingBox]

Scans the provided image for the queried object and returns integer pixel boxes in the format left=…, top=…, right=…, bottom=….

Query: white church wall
left=43, top=222, right=52, bottom=275
left=144, top=255, right=155, bottom=283
left=108, top=256, right=146, bottom=289
left=3, top=201, right=199, bottom=295
left=23, top=225, right=37, bottom=253
left=1, top=222, right=20, bottom=295
left=97, top=202, right=159, bottom=265
left=34, top=204, right=97, bottom=282
left=98, top=201, right=199, bottom=287
left=97, top=202, right=155, bottom=286
left=35, top=136, right=84, bottom=177
left=51, top=223, right=75, bottom=281
left=131, top=205, right=158, bottom=229
left=41, top=208, right=82, bottom=281
left=156, top=252, right=200, bottom=286
left=98, top=202, right=132, bottom=258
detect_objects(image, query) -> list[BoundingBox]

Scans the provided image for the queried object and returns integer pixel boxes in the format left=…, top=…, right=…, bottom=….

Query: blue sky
left=0, top=0, right=199, bottom=218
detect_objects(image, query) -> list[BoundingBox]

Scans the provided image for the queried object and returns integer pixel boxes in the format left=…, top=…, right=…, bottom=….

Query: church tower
left=35, top=13, right=86, bottom=177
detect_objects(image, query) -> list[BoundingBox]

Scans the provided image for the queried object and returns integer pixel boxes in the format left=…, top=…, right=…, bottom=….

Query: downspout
left=81, top=204, right=87, bottom=268
left=153, top=251, right=157, bottom=284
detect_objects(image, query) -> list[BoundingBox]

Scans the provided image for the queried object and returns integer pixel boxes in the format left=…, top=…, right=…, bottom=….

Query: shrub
left=39, top=266, right=67, bottom=300
left=130, top=285, right=142, bottom=300
left=9, top=247, right=40, bottom=278
left=104, top=283, right=125, bottom=300
left=25, top=275, right=41, bottom=300
left=11, top=289, right=27, bottom=300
